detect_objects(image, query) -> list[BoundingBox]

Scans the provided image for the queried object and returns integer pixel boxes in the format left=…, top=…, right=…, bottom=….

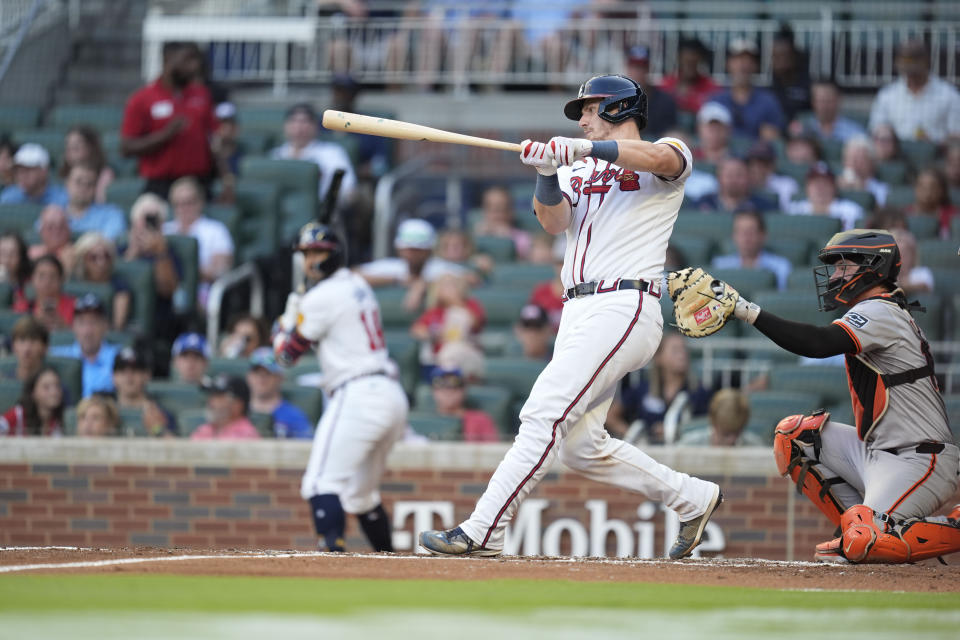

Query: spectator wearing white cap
left=695, top=101, right=733, bottom=164
left=357, top=219, right=470, bottom=311
left=708, top=38, right=786, bottom=140
left=0, top=143, right=68, bottom=206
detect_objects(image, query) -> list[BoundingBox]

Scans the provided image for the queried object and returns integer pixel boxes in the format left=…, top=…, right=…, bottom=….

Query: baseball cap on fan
left=517, top=304, right=549, bottom=329
left=171, top=332, right=211, bottom=359
left=697, top=102, right=732, bottom=127
left=728, top=37, right=759, bottom=58
left=13, top=143, right=50, bottom=169
left=248, top=347, right=282, bottom=374
left=626, top=45, right=651, bottom=65
left=394, top=219, right=437, bottom=250
left=806, top=161, right=835, bottom=183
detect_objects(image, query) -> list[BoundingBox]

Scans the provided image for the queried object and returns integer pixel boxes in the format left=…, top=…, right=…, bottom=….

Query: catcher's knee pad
left=838, top=505, right=960, bottom=563
left=774, top=410, right=844, bottom=526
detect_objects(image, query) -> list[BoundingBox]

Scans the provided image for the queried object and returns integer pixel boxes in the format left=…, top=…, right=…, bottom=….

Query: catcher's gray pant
left=300, top=374, right=408, bottom=514
left=812, top=421, right=960, bottom=520
left=458, top=290, right=719, bottom=551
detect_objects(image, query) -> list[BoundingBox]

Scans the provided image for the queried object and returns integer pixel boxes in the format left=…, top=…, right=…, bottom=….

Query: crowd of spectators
left=1, top=29, right=958, bottom=445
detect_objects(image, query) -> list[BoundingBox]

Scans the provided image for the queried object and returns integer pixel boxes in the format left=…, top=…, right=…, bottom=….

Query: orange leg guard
left=839, top=505, right=960, bottom=564
left=774, top=411, right=845, bottom=527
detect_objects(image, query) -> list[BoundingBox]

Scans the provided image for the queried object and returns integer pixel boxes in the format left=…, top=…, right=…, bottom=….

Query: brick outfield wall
left=2, top=455, right=957, bottom=560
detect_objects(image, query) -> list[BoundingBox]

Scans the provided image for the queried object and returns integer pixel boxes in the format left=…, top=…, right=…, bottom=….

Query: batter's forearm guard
left=277, top=330, right=311, bottom=367
left=589, top=140, right=618, bottom=162
left=534, top=173, right=563, bottom=205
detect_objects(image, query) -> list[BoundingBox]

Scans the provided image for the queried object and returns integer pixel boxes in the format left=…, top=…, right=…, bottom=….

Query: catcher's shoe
left=669, top=484, right=723, bottom=560
left=419, top=527, right=501, bottom=557
left=814, top=537, right=850, bottom=564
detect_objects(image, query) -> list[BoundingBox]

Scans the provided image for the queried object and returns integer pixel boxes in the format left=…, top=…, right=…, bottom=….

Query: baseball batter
left=420, top=74, right=723, bottom=559
left=669, top=229, right=959, bottom=563
left=274, top=223, right=409, bottom=552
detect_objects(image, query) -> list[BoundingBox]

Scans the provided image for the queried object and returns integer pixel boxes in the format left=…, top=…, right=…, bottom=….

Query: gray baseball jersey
left=833, top=295, right=951, bottom=451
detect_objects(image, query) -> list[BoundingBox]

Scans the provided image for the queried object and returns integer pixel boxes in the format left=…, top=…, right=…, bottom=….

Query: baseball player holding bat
left=665, top=230, right=960, bottom=563
left=274, top=222, right=409, bottom=552
left=420, top=74, right=724, bottom=559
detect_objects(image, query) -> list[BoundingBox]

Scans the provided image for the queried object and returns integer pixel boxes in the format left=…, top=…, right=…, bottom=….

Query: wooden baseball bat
left=322, top=109, right=521, bottom=152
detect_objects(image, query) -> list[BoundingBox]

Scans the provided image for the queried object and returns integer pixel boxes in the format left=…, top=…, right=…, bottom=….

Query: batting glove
left=549, top=137, right=592, bottom=167
left=520, top=139, right=557, bottom=176
left=278, top=292, right=302, bottom=333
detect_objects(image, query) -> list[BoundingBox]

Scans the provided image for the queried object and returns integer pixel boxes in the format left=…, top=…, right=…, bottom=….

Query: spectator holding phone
left=123, top=193, right=181, bottom=339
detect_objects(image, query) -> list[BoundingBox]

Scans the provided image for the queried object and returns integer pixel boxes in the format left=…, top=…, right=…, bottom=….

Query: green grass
left=0, top=575, right=956, bottom=614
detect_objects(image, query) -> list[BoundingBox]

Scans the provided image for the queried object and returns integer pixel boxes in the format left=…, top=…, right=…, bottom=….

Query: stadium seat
left=0, top=282, right=12, bottom=308
left=164, top=235, right=199, bottom=315
left=944, top=395, right=960, bottom=432
left=768, top=364, right=849, bottom=407
left=820, top=139, right=844, bottom=165
left=900, top=140, right=937, bottom=169
left=248, top=411, right=276, bottom=438
left=746, top=390, right=822, bottom=444
left=205, top=204, right=241, bottom=240
left=710, top=268, right=776, bottom=298
left=112, top=259, right=155, bottom=334
left=62, top=407, right=77, bottom=435
left=237, top=130, right=275, bottom=155
left=118, top=407, right=145, bottom=437
left=0, top=309, right=22, bottom=334
left=673, top=212, right=733, bottom=241
left=838, top=189, right=875, bottom=211
left=384, top=330, right=419, bottom=396
left=0, top=380, right=21, bottom=415
left=105, top=178, right=146, bottom=212
left=233, top=180, right=280, bottom=258
left=490, top=263, right=555, bottom=289
left=786, top=269, right=817, bottom=292
left=45, top=356, right=82, bottom=406
left=239, top=157, right=319, bottom=213
left=281, top=383, right=324, bottom=424
left=0, top=105, right=40, bottom=131
left=764, top=237, right=812, bottom=265
left=929, top=268, right=960, bottom=300
left=177, top=407, right=208, bottom=436
left=952, top=216, right=960, bottom=241
left=0, top=202, right=43, bottom=235
left=414, top=383, right=511, bottom=434
left=826, top=402, right=855, bottom=427
left=407, top=411, right=461, bottom=441
left=12, top=129, right=64, bottom=161
left=765, top=214, right=842, bottom=244
left=472, top=288, right=529, bottom=328
left=63, top=280, right=113, bottom=307
left=146, top=381, right=205, bottom=410
left=473, top=235, right=516, bottom=262
left=884, top=185, right=915, bottom=209
left=207, top=357, right=250, bottom=378
left=236, top=106, right=288, bottom=133
left=48, top=104, right=124, bottom=132
left=669, top=234, right=713, bottom=266
left=483, top=357, right=545, bottom=402
left=907, top=215, right=940, bottom=239
left=910, top=293, right=943, bottom=341
left=279, top=190, right=316, bottom=242
left=777, top=161, right=812, bottom=184
left=374, top=286, right=420, bottom=330
left=875, top=160, right=909, bottom=185
left=917, top=239, right=958, bottom=269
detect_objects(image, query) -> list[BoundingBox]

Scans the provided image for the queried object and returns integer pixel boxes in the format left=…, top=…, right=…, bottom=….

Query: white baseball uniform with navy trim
left=296, top=268, right=409, bottom=513
left=458, top=137, right=720, bottom=551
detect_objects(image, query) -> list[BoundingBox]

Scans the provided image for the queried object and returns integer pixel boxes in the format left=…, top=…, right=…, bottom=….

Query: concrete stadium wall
left=1, top=440, right=956, bottom=561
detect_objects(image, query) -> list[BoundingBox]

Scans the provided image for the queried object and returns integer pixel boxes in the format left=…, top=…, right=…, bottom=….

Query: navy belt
left=564, top=278, right=660, bottom=301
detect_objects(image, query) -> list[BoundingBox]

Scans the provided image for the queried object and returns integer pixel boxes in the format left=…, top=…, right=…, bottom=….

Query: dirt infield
left=1, top=547, right=958, bottom=592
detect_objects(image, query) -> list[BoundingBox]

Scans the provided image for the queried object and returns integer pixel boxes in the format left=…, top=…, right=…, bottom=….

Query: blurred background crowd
left=0, top=0, right=957, bottom=446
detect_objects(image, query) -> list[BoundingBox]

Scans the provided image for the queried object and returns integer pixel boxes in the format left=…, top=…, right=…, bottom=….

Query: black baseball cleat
left=669, top=484, right=723, bottom=560
left=419, top=526, right=501, bottom=557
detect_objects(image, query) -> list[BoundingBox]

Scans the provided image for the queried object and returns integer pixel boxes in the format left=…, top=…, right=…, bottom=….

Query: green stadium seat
left=45, top=356, right=82, bottom=406
left=490, top=263, right=555, bottom=289
left=768, top=364, right=849, bottom=407
left=237, top=130, right=275, bottom=155
left=917, top=239, right=957, bottom=269
left=673, top=212, right=733, bottom=241
left=0, top=309, right=23, bottom=334
left=0, top=202, right=43, bottom=235
left=766, top=213, right=842, bottom=243
left=473, top=235, right=516, bottom=262
left=118, top=407, right=146, bottom=437
left=279, top=190, right=316, bottom=242
left=239, top=157, right=319, bottom=212
left=952, top=216, right=960, bottom=241
left=236, top=106, right=288, bottom=133
left=709, top=268, right=776, bottom=298
left=384, top=330, right=418, bottom=396
left=907, top=215, right=940, bottom=239
left=820, top=139, right=844, bottom=165
left=49, top=104, right=125, bottom=132
left=777, top=161, right=812, bottom=184
left=0, top=379, right=21, bottom=414
left=105, top=178, right=146, bottom=212
left=746, top=390, right=822, bottom=444
left=12, top=129, right=64, bottom=161
left=472, top=288, right=529, bottom=328
left=884, top=185, right=915, bottom=209
left=838, top=189, right=875, bottom=211
left=483, top=357, right=545, bottom=402
left=374, top=286, right=420, bottom=330
left=281, top=383, right=324, bottom=424
left=63, top=281, right=113, bottom=311
left=669, top=234, right=713, bottom=266
left=177, top=407, right=208, bottom=436
left=875, top=160, right=909, bottom=185
left=146, top=380, right=205, bottom=410
left=826, top=402, right=855, bottom=426
left=205, top=204, right=240, bottom=239
left=945, top=395, right=960, bottom=433
left=208, top=357, right=250, bottom=378
left=248, top=411, right=276, bottom=438
left=407, top=411, right=461, bottom=441
left=786, top=269, right=817, bottom=292
left=910, top=293, right=943, bottom=341
left=414, top=383, right=511, bottom=435
left=165, top=235, right=199, bottom=316
left=929, top=268, right=960, bottom=300
left=764, top=238, right=812, bottom=265
left=0, top=105, right=40, bottom=130
left=0, top=282, right=12, bottom=309
left=63, top=407, right=77, bottom=435
left=233, top=180, right=280, bottom=257
left=900, top=140, right=937, bottom=170
left=112, top=259, right=155, bottom=334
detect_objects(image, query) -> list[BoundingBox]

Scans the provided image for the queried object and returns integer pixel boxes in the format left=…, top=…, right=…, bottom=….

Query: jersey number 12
left=360, top=309, right=386, bottom=351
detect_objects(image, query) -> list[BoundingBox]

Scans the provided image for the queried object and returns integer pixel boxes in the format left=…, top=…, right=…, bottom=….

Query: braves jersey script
left=296, top=268, right=394, bottom=393
left=555, top=137, right=693, bottom=290
left=833, top=297, right=951, bottom=451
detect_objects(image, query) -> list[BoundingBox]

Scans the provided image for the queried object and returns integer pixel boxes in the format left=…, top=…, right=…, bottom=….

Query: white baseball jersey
left=556, top=137, right=693, bottom=289
left=296, top=267, right=395, bottom=394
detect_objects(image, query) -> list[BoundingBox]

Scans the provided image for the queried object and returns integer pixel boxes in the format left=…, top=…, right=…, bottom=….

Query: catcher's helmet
left=813, top=229, right=901, bottom=311
left=293, top=222, right=343, bottom=280
left=564, top=74, right=648, bottom=130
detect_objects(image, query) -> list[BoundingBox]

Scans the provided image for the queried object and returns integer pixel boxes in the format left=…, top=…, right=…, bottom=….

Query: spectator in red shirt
left=430, top=367, right=499, bottom=442
left=411, top=273, right=485, bottom=374
left=12, top=254, right=75, bottom=331
left=660, top=38, right=718, bottom=114
left=0, top=366, right=64, bottom=437
left=121, top=42, right=215, bottom=199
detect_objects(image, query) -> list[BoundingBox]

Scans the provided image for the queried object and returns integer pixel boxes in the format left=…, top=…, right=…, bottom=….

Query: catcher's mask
left=814, top=229, right=900, bottom=311
left=564, top=74, right=648, bottom=131
left=294, top=222, right=343, bottom=281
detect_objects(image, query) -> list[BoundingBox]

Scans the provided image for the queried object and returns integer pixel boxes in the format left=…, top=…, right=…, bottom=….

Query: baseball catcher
left=669, top=229, right=960, bottom=563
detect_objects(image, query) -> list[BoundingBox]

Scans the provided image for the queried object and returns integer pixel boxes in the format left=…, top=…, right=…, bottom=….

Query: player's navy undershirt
left=752, top=311, right=857, bottom=359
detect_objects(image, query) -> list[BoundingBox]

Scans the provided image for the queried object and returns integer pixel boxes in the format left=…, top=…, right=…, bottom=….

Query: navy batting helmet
left=813, top=229, right=901, bottom=311
left=293, top=222, right=343, bottom=280
left=564, top=74, right=648, bottom=130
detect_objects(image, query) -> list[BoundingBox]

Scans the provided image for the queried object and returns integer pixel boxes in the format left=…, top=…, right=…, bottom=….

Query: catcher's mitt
left=666, top=267, right=740, bottom=338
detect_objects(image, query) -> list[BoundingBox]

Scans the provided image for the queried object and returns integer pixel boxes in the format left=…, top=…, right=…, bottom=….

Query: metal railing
left=206, top=262, right=265, bottom=349
left=140, top=2, right=960, bottom=91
